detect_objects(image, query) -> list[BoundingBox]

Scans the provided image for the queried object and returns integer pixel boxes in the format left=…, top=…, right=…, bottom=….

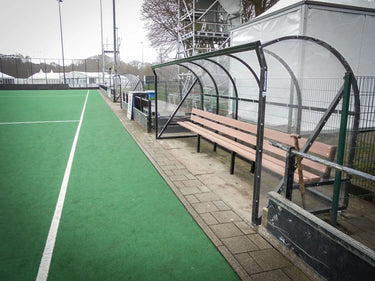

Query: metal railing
left=270, top=140, right=375, bottom=225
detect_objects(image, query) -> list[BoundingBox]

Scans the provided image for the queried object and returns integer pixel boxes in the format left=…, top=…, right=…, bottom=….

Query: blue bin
left=145, top=90, right=155, bottom=100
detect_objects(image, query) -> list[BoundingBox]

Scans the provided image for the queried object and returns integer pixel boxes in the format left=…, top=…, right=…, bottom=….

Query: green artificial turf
left=48, top=91, right=239, bottom=280
left=0, top=89, right=238, bottom=280
left=0, top=90, right=88, bottom=280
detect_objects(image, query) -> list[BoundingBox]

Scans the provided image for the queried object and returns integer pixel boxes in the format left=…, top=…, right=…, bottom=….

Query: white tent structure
left=226, top=0, right=375, bottom=132
left=65, top=71, right=102, bottom=87
left=28, top=69, right=62, bottom=84
left=231, top=0, right=375, bottom=76
left=0, top=72, right=15, bottom=84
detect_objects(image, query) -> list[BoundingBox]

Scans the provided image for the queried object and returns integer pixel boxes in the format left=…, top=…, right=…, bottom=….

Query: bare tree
left=141, top=0, right=179, bottom=55
left=242, top=0, right=278, bottom=21
left=141, top=0, right=279, bottom=54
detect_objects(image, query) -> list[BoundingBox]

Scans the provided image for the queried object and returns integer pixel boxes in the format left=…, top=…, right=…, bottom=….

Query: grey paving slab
left=179, top=186, right=202, bottom=195
left=218, top=246, right=253, bottom=281
left=282, top=266, right=313, bottom=281
left=251, top=269, right=292, bottom=281
left=182, top=179, right=203, bottom=187
left=200, top=213, right=219, bottom=225
left=192, top=201, right=220, bottom=213
left=213, top=200, right=232, bottom=210
left=184, top=194, right=199, bottom=204
left=198, top=185, right=211, bottom=192
left=234, top=221, right=256, bottom=235
left=249, top=249, right=291, bottom=271
left=235, top=253, right=263, bottom=276
left=210, top=223, right=243, bottom=239
left=168, top=174, right=189, bottom=181
left=212, top=210, right=242, bottom=223
left=195, top=192, right=221, bottom=202
left=222, top=236, right=258, bottom=254
left=247, top=234, right=272, bottom=250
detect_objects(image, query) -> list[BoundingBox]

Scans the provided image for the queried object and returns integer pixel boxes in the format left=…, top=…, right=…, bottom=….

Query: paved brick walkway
left=102, top=93, right=319, bottom=281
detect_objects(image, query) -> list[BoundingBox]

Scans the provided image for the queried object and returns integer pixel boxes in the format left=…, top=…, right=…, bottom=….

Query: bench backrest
left=191, top=108, right=336, bottom=177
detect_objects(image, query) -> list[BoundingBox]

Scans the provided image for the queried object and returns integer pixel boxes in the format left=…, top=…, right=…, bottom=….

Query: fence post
left=147, top=99, right=152, bottom=133
left=331, top=72, right=353, bottom=225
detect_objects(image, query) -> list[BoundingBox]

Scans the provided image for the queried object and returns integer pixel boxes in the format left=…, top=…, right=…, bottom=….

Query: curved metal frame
left=262, top=49, right=303, bottom=134
left=263, top=36, right=360, bottom=169
left=263, top=36, right=361, bottom=223
left=119, top=73, right=143, bottom=91
left=187, top=61, right=220, bottom=113
left=205, top=58, right=239, bottom=118
left=227, top=54, right=261, bottom=87
left=177, top=63, right=204, bottom=94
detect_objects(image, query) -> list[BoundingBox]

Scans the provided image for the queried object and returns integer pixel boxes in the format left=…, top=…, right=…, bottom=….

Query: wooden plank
left=192, top=108, right=335, bottom=159
left=178, top=121, right=257, bottom=162
left=191, top=115, right=257, bottom=145
left=178, top=121, right=320, bottom=183
left=190, top=115, right=328, bottom=174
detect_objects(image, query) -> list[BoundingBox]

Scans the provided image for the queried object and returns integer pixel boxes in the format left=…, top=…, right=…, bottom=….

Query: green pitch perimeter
left=0, top=90, right=239, bottom=281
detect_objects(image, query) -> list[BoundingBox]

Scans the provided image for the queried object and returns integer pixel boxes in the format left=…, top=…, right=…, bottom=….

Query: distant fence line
left=0, top=57, right=106, bottom=88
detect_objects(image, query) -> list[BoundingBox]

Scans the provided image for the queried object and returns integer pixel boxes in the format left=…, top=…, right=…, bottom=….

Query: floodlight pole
left=100, top=0, right=105, bottom=85
left=113, top=0, right=118, bottom=101
left=58, top=0, right=66, bottom=85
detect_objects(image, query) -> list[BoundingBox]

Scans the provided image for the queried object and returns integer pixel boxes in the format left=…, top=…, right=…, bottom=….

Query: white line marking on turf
left=0, top=95, right=85, bottom=98
left=35, top=90, right=90, bottom=281
left=0, top=120, right=79, bottom=125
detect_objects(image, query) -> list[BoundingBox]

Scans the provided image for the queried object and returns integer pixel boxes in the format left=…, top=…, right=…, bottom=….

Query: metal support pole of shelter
left=252, top=45, right=268, bottom=226
left=331, top=72, right=353, bottom=225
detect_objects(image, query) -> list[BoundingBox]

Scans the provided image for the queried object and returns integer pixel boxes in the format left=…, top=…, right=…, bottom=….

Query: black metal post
left=252, top=44, right=268, bottom=226
left=147, top=99, right=152, bottom=133
left=285, top=146, right=296, bottom=200
left=153, top=69, right=159, bottom=139
left=331, top=72, right=353, bottom=225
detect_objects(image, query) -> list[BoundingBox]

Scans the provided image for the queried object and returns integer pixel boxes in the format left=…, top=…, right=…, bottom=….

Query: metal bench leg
left=230, top=152, right=236, bottom=174
left=197, top=135, right=201, bottom=153
left=213, top=143, right=217, bottom=152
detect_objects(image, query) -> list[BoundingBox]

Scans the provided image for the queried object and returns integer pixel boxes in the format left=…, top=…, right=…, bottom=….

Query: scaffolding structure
left=177, top=0, right=241, bottom=58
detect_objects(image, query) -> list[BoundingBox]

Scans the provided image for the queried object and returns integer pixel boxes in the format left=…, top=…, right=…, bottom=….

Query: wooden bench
left=178, top=108, right=337, bottom=183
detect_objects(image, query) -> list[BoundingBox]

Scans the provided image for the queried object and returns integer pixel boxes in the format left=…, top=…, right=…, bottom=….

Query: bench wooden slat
left=191, top=108, right=335, bottom=159
left=178, top=121, right=321, bottom=183
left=190, top=113, right=329, bottom=175
left=191, top=115, right=257, bottom=147
left=179, top=121, right=256, bottom=161
left=182, top=109, right=335, bottom=182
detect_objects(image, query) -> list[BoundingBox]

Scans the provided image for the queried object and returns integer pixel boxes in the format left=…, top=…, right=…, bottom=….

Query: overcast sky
left=0, top=0, right=157, bottom=63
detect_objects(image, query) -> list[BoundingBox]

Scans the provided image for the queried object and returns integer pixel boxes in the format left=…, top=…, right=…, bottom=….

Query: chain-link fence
left=350, top=76, right=375, bottom=199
